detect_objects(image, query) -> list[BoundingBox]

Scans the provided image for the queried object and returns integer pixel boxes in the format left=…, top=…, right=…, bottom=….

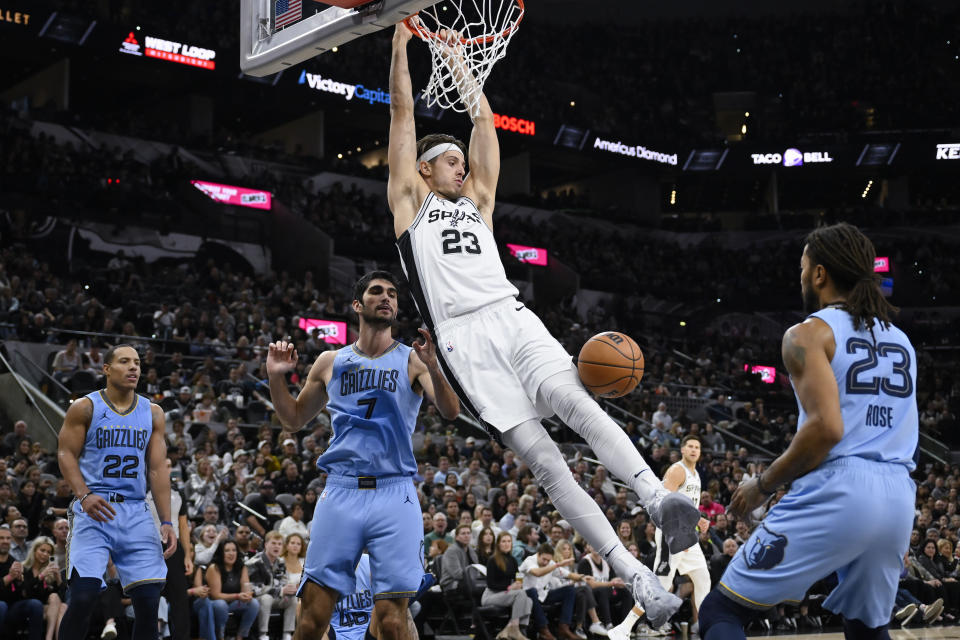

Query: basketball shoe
left=645, top=489, right=701, bottom=554
left=629, top=569, right=681, bottom=628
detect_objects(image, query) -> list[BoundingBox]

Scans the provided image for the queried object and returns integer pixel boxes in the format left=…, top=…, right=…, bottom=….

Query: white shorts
left=655, top=527, right=708, bottom=589
left=434, top=297, right=573, bottom=433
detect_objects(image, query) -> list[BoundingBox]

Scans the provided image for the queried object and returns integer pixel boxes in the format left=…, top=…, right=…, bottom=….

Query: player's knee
left=66, top=576, right=102, bottom=609
left=842, top=618, right=890, bottom=640
left=129, top=582, right=164, bottom=602
left=698, top=591, right=756, bottom=640
left=377, top=611, right=405, bottom=640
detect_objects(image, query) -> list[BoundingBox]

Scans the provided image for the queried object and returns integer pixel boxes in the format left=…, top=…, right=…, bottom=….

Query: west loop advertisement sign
left=119, top=31, right=216, bottom=70
left=593, top=137, right=678, bottom=165
left=191, top=180, right=271, bottom=210
left=298, top=318, right=348, bottom=345
left=751, top=147, right=834, bottom=167
left=506, top=243, right=548, bottom=266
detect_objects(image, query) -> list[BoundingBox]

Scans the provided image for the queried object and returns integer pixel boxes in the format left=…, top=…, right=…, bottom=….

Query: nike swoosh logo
left=515, top=306, right=524, bottom=311
left=633, top=469, right=649, bottom=478
left=604, top=549, right=613, bottom=558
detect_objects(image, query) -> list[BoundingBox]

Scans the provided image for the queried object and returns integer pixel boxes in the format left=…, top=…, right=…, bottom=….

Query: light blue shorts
left=299, top=475, right=423, bottom=600
left=718, top=456, right=915, bottom=627
left=67, top=498, right=167, bottom=593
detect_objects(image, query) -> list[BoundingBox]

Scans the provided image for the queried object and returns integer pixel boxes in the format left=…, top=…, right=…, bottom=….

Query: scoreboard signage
left=743, top=364, right=777, bottom=384
left=874, top=256, right=890, bottom=273
left=191, top=180, right=271, bottom=210
left=493, top=113, right=536, bottom=136
left=506, top=243, right=548, bottom=266
left=298, top=318, right=348, bottom=345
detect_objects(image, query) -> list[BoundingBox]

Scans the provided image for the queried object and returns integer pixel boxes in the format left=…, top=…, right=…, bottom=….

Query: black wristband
left=756, top=474, right=774, bottom=495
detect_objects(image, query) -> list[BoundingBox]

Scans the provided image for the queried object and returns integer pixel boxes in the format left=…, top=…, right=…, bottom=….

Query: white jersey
left=396, top=192, right=518, bottom=329
left=670, top=461, right=701, bottom=507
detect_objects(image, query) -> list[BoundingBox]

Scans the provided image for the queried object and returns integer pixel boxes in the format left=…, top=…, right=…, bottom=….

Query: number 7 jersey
left=81, top=391, right=153, bottom=499
left=318, top=341, right=422, bottom=477
left=798, top=307, right=918, bottom=471
left=397, top=192, right=518, bottom=330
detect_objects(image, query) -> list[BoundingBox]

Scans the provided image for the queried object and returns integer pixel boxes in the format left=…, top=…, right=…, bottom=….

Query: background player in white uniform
left=267, top=272, right=459, bottom=640
left=609, top=436, right=711, bottom=639
left=387, top=23, right=699, bottom=626
left=57, top=344, right=177, bottom=640
left=699, top=223, right=918, bottom=640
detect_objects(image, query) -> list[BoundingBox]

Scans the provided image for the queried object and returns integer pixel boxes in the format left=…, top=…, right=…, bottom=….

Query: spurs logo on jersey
left=670, top=461, right=701, bottom=507
left=397, top=192, right=519, bottom=329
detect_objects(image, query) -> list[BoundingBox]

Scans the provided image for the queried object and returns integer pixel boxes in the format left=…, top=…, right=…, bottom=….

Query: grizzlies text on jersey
left=81, top=390, right=153, bottom=499
left=318, top=341, right=423, bottom=477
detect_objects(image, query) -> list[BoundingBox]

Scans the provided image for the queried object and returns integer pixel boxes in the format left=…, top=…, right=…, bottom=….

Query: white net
left=406, top=0, right=524, bottom=118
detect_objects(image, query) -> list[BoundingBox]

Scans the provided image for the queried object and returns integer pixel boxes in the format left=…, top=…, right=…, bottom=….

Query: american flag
left=275, top=0, right=302, bottom=29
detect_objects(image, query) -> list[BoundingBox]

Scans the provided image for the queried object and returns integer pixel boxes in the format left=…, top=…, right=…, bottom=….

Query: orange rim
left=403, top=0, right=524, bottom=46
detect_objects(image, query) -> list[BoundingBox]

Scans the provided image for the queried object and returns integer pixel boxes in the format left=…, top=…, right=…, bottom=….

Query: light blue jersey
left=331, top=554, right=373, bottom=640
left=68, top=390, right=166, bottom=591
left=714, top=307, right=918, bottom=627
left=81, top=390, right=153, bottom=499
left=801, top=307, right=918, bottom=470
left=318, top=341, right=422, bottom=477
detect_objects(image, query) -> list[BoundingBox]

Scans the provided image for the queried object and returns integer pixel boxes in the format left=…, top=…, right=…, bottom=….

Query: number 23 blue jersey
left=318, top=341, right=422, bottom=477
left=81, top=391, right=153, bottom=499
left=798, top=308, right=918, bottom=470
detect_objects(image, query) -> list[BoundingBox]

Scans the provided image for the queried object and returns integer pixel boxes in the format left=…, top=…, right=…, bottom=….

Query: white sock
left=539, top=368, right=663, bottom=503
left=615, top=609, right=641, bottom=633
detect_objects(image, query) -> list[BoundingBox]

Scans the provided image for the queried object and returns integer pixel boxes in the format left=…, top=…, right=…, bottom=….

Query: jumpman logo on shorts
left=404, top=495, right=414, bottom=504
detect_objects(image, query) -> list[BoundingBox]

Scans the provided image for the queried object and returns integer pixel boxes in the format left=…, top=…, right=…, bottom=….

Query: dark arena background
left=0, top=0, right=958, bottom=639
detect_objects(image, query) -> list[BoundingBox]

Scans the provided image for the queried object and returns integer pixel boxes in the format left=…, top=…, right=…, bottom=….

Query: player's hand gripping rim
left=81, top=493, right=117, bottom=522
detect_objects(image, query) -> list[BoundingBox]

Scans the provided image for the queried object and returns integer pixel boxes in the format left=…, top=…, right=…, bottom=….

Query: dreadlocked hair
left=805, top=222, right=898, bottom=332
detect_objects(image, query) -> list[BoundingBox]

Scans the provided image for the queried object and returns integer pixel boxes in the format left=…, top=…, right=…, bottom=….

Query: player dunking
left=267, top=271, right=459, bottom=640
left=699, top=223, right=918, bottom=640
left=57, top=345, right=177, bottom=640
left=387, top=23, right=700, bottom=624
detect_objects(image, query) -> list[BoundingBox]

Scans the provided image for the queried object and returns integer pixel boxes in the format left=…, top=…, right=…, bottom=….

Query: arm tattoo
left=782, top=330, right=806, bottom=373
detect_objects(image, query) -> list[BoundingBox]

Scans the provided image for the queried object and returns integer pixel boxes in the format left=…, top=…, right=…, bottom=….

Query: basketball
left=577, top=332, right=644, bottom=398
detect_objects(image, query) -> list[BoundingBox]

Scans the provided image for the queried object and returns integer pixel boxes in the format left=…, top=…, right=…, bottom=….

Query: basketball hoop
left=403, top=0, right=524, bottom=118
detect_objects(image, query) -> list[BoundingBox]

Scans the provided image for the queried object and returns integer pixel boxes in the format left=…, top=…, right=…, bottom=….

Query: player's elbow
left=439, top=404, right=460, bottom=421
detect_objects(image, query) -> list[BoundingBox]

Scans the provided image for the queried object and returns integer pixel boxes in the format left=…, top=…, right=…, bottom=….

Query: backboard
left=240, top=0, right=439, bottom=77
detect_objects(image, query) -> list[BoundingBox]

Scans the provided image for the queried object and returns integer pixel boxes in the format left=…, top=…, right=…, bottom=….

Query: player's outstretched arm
left=411, top=328, right=460, bottom=420
left=267, top=343, right=332, bottom=432
left=148, top=403, right=177, bottom=557
left=388, top=23, right=424, bottom=234
left=463, top=93, right=499, bottom=227
left=728, top=319, right=843, bottom=518
left=57, top=398, right=116, bottom=523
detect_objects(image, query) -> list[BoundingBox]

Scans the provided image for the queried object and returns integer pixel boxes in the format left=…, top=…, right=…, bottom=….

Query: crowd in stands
left=0, top=211, right=957, bottom=638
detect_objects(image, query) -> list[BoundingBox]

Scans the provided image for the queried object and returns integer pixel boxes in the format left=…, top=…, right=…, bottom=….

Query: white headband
left=416, top=143, right=464, bottom=170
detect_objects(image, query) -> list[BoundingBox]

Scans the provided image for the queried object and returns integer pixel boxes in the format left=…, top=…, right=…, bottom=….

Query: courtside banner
left=191, top=180, right=272, bottom=210
left=506, top=243, right=548, bottom=266
left=298, top=318, right=347, bottom=344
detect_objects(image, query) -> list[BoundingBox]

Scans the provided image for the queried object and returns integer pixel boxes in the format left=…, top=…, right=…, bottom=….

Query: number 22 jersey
left=397, top=192, right=518, bottom=329
left=798, top=307, right=918, bottom=471
left=81, top=390, right=152, bottom=499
